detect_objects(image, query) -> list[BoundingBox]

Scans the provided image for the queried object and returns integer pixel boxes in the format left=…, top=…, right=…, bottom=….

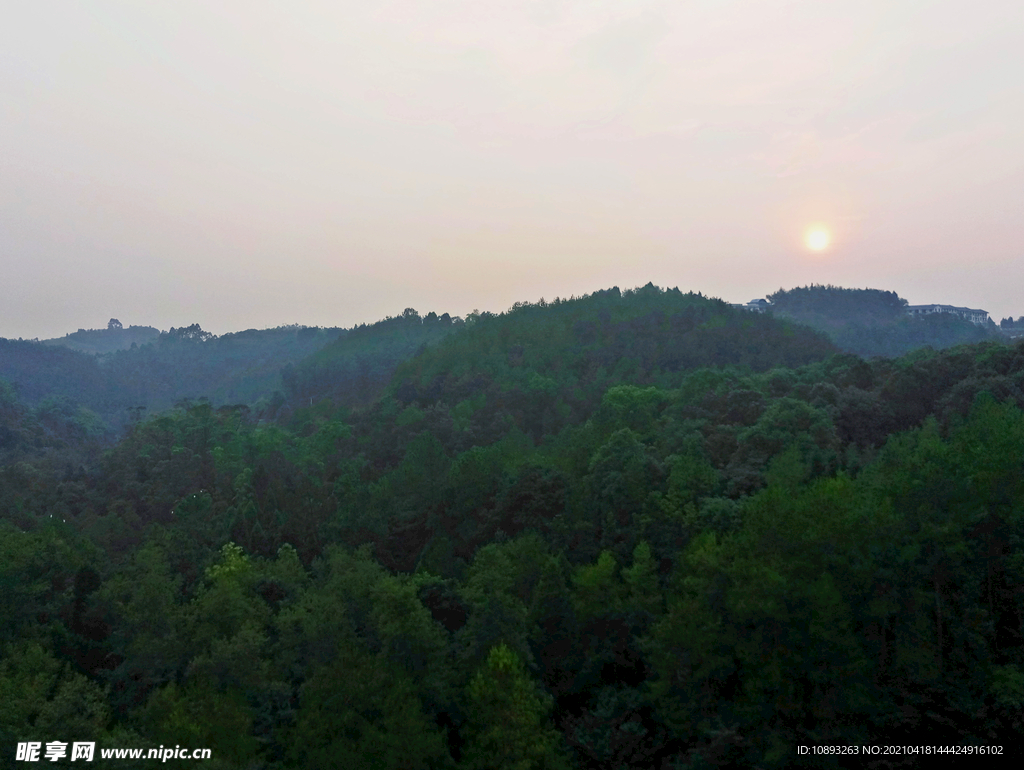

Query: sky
left=2, top=0, right=1022, bottom=339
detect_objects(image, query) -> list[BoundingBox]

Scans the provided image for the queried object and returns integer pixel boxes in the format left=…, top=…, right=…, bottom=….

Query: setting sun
left=805, top=227, right=831, bottom=251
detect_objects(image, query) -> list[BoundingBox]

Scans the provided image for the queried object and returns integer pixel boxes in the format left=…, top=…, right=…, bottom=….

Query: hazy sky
left=3, top=0, right=1022, bottom=338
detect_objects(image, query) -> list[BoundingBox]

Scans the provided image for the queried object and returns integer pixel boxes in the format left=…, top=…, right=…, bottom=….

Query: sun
left=805, top=226, right=831, bottom=252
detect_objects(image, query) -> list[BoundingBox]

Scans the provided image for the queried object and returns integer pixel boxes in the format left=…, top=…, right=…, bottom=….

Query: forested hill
left=380, top=284, right=836, bottom=442
left=769, top=284, right=907, bottom=322
left=2, top=283, right=1024, bottom=767
left=1, top=286, right=836, bottom=434
left=0, top=325, right=343, bottom=430
left=2, top=284, right=999, bottom=435
left=768, top=284, right=997, bottom=357
left=282, top=308, right=461, bottom=409
left=42, top=322, right=160, bottom=355
left=0, top=337, right=109, bottom=407
left=100, top=324, right=344, bottom=416
left=4, top=309, right=469, bottom=432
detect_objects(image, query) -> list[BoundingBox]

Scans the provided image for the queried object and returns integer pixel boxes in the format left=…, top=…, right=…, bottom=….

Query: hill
left=282, top=308, right=461, bottom=410
left=0, top=324, right=343, bottom=430
left=41, top=320, right=160, bottom=355
left=767, top=284, right=997, bottom=356
left=0, top=337, right=111, bottom=407
left=377, top=283, right=837, bottom=444
left=101, top=324, right=345, bottom=417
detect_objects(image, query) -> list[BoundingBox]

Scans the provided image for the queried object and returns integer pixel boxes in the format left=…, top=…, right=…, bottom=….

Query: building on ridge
left=905, top=304, right=989, bottom=325
left=730, top=299, right=770, bottom=313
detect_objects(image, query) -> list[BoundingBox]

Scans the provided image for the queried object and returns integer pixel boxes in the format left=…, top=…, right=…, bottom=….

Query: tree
left=287, top=645, right=450, bottom=770
left=585, top=429, right=663, bottom=560
left=108, top=318, right=123, bottom=330
left=460, top=644, right=568, bottom=770
left=163, top=324, right=215, bottom=343
left=0, top=642, right=111, bottom=744
left=95, top=540, right=186, bottom=708
left=141, top=680, right=259, bottom=768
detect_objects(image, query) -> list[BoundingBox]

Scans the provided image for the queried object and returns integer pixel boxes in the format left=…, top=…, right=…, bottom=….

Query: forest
left=1, top=284, right=1022, bottom=768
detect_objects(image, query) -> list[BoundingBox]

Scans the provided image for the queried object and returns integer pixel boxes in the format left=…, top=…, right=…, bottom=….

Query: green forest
left=1, top=284, right=1022, bottom=768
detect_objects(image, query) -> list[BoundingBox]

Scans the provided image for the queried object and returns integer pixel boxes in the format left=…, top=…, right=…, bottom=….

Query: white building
left=730, top=299, right=770, bottom=313
left=905, top=304, right=989, bottom=325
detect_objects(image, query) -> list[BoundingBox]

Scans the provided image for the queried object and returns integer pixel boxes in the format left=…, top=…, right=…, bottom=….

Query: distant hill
left=0, top=324, right=343, bottom=430
left=42, top=321, right=160, bottom=355
left=767, top=284, right=997, bottom=357
left=0, top=338, right=110, bottom=407
left=99, top=324, right=346, bottom=418
left=282, top=309, right=461, bottom=409
left=2, top=283, right=1003, bottom=436
left=0, top=288, right=844, bottom=436
left=767, top=285, right=906, bottom=326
